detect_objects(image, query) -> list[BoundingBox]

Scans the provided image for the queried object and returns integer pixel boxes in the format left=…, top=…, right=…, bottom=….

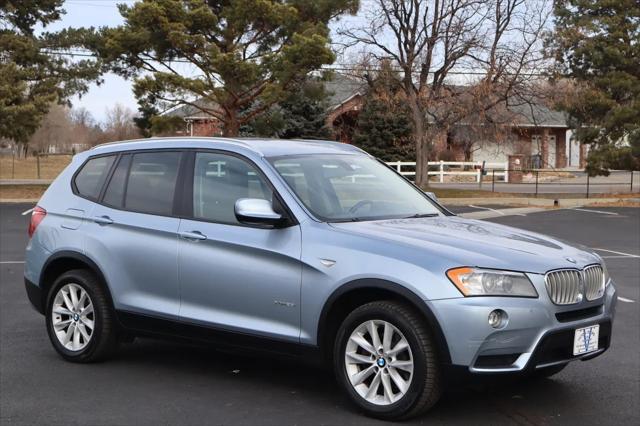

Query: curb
left=439, top=197, right=640, bottom=207
left=0, top=199, right=39, bottom=203
left=0, top=179, right=52, bottom=185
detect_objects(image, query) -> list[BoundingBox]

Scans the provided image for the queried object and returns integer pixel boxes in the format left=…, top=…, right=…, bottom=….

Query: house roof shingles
left=162, top=73, right=568, bottom=129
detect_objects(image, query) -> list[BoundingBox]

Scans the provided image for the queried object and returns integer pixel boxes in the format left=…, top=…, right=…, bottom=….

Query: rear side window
left=74, top=155, right=116, bottom=199
left=124, top=151, right=181, bottom=215
left=103, top=154, right=131, bottom=208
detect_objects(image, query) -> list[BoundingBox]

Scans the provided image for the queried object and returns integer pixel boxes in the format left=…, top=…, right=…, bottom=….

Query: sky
left=44, top=0, right=138, bottom=123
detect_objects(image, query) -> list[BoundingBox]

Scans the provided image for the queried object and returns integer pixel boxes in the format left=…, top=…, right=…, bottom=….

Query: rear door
left=85, top=150, right=183, bottom=318
left=177, top=151, right=302, bottom=341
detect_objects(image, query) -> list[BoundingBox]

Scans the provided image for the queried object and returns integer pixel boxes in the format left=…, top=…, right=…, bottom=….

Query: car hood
left=330, top=216, right=600, bottom=274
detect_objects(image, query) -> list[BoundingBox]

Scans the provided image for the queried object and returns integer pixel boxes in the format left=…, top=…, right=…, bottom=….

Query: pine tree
left=352, top=62, right=414, bottom=161
left=0, top=1, right=101, bottom=147
left=552, top=0, right=640, bottom=174
left=244, top=78, right=330, bottom=139
left=94, top=0, right=358, bottom=136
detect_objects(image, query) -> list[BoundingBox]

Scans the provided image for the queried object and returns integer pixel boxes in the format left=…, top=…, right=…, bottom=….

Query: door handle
left=91, top=215, right=114, bottom=225
left=179, top=231, right=207, bottom=241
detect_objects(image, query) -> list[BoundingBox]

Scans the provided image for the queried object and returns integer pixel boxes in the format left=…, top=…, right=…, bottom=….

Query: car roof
left=88, top=137, right=365, bottom=158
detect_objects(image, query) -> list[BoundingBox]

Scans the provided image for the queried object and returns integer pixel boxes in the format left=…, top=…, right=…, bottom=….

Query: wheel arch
left=317, top=279, right=451, bottom=365
left=39, top=250, right=115, bottom=313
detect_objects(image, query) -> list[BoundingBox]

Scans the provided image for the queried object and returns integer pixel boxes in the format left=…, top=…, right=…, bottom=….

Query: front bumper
left=428, top=275, right=617, bottom=373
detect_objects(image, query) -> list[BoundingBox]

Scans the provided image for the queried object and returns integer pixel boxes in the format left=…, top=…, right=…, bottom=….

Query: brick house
left=323, top=75, right=583, bottom=169
left=443, top=102, right=577, bottom=169
left=163, top=74, right=585, bottom=169
left=163, top=99, right=226, bottom=137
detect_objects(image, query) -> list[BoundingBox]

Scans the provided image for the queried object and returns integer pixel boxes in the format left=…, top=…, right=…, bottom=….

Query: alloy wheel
left=344, top=319, right=414, bottom=405
left=51, top=283, right=95, bottom=351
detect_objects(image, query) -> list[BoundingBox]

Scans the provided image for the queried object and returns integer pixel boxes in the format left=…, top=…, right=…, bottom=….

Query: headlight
left=446, top=267, right=538, bottom=297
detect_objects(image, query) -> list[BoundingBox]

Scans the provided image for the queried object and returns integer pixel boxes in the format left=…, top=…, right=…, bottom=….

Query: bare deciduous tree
left=102, top=104, right=142, bottom=142
left=28, top=105, right=75, bottom=154
left=338, top=0, right=551, bottom=186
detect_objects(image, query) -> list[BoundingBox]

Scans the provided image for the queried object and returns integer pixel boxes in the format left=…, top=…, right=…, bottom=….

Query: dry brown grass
left=0, top=155, right=72, bottom=180
left=0, top=184, right=49, bottom=200
left=586, top=200, right=640, bottom=207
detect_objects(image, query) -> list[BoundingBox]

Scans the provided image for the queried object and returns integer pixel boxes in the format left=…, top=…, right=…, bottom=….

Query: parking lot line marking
left=0, top=261, right=25, bottom=264
left=469, top=205, right=505, bottom=215
left=618, top=297, right=635, bottom=303
left=21, top=208, right=34, bottom=216
left=600, top=255, right=640, bottom=259
left=593, top=248, right=640, bottom=258
left=572, top=208, right=619, bottom=216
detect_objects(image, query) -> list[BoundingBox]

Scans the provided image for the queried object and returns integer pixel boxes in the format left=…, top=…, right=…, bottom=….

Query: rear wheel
left=45, top=269, right=119, bottom=362
left=334, top=301, right=442, bottom=420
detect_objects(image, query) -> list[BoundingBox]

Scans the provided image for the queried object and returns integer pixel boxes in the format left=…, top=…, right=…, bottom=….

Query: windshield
left=269, top=154, right=442, bottom=222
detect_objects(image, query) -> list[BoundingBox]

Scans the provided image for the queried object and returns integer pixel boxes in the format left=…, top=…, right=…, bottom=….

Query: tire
left=530, top=363, right=568, bottom=379
left=45, top=269, right=119, bottom=362
left=334, top=301, right=442, bottom=420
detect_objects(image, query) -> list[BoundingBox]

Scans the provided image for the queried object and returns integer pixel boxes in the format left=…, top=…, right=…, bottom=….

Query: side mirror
left=234, top=198, right=284, bottom=227
left=424, top=191, right=438, bottom=202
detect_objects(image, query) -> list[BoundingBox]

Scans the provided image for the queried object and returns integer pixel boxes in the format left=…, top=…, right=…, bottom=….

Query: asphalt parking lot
left=1, top=203, right=638, bottom=425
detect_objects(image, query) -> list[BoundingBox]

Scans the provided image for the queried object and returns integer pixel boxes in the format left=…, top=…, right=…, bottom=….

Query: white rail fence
left=386, top=161, right=509, bottom=183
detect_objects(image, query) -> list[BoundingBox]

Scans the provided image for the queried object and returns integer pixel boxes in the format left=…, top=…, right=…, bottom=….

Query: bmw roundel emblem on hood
left=565, top=257, right=577, bottom=264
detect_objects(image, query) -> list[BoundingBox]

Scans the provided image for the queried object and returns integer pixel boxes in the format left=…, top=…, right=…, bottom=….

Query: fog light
left=488, top=309, right=507, bottom=328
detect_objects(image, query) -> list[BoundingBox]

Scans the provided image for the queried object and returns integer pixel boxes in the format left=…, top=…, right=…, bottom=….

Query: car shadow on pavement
left=109, top=338, right=574, bottom=425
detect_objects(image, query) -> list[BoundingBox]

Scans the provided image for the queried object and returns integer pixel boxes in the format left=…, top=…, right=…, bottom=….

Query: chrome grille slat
left=545, top=265, right=605, bottom=305
left=584, top=265, right=604, bottom=301
left=558, top=272, right=564, bottom=304
left=570, top=271, right=577, bottom=304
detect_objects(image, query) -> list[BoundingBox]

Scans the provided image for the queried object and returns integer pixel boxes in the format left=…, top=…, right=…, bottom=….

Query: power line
left=40, top=49, right=550, bottom=77
left=65, top=0, right=136, bottom=8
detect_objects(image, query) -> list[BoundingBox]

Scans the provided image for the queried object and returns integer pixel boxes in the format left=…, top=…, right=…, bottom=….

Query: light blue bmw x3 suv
left=24, top=137, right=616, bottom=419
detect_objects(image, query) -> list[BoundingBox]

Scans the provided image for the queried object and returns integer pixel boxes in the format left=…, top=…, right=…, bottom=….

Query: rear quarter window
left=102, top=154, right=131, bottom=208
left=73, top=155, right=116, bottom=200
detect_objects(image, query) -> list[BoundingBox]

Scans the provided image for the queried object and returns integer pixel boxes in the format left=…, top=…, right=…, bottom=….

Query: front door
left=177, top=151, right=302, bottom=342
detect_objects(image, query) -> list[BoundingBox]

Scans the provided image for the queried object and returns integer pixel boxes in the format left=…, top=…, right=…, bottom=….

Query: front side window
left=193, top=152, right=272, bottom=224
left=269, top=154, right=441, bottom=222
left=74, top=155, right=116, bottom=199
left=124, top=151, right=181, bottom=215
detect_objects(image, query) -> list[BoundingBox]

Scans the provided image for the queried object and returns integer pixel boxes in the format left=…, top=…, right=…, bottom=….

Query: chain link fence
left=450, top=169, right=638, bottom=197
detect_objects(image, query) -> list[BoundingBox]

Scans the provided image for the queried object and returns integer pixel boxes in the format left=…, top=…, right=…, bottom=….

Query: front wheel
left=334, top=301, right=442, bottom=420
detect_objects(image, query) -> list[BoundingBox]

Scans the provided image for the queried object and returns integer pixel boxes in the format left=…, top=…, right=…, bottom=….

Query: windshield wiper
left=403, top=213, right=439, bottom=219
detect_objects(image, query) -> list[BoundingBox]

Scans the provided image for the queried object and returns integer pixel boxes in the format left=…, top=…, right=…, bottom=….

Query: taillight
left=28, top=206, right=46, bottom=238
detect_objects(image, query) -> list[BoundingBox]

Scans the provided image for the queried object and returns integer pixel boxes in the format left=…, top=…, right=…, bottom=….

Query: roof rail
left=91, top=136, right=254, bottom=150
